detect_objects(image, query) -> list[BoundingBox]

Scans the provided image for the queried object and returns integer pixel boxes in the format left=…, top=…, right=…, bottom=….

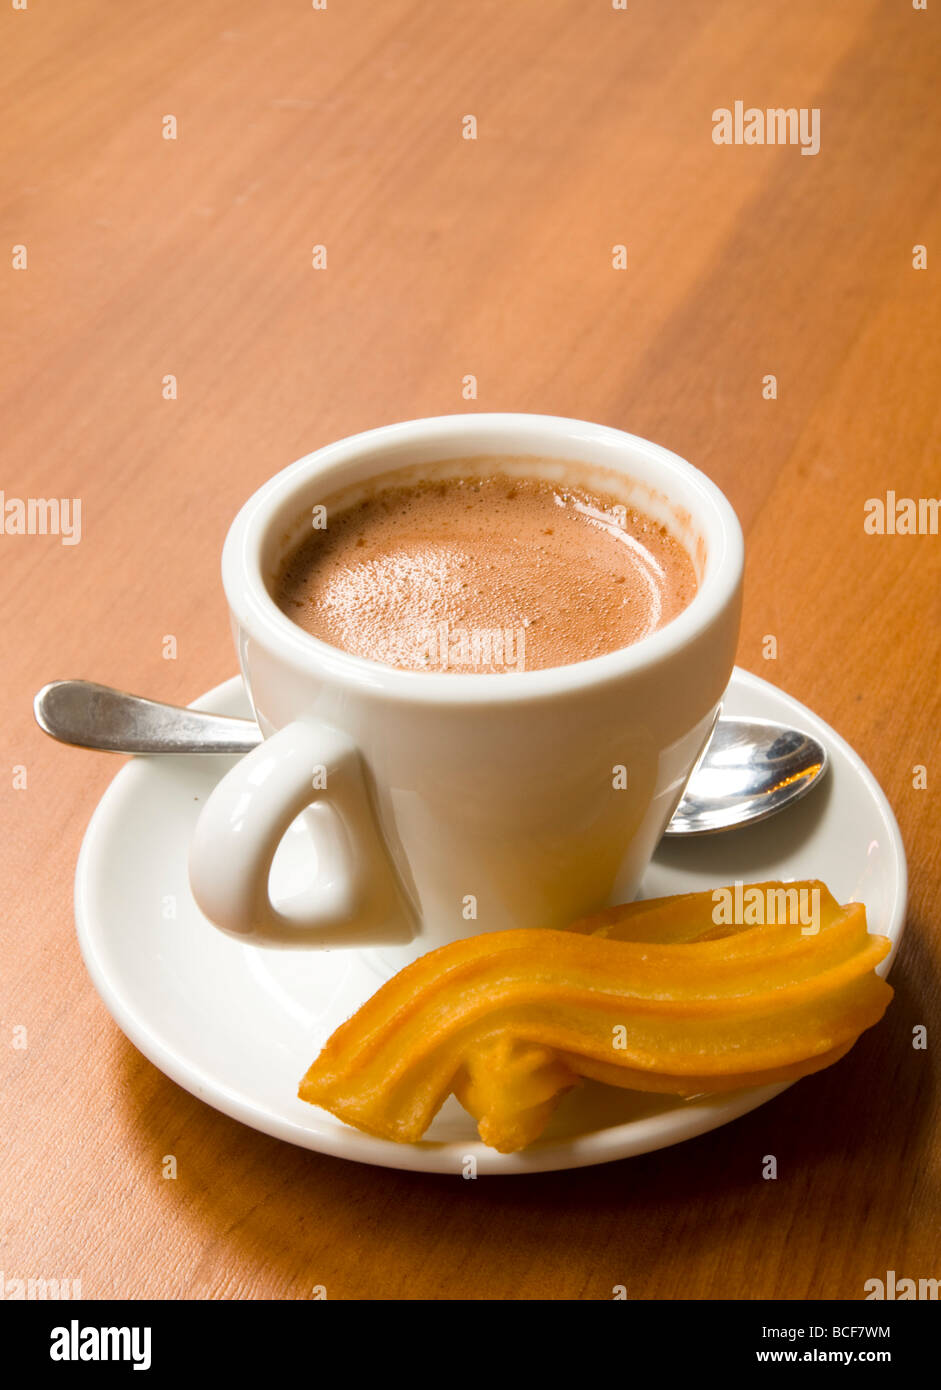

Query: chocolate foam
left=274, top=473, right=697, bottom=672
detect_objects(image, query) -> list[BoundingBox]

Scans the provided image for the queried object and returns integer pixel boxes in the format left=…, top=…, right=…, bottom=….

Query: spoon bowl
left=664, top=715, right=828, bottom=836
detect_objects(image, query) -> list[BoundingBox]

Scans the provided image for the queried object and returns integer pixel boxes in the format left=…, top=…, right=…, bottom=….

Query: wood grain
left=2, top=0, right=939, bottom=1299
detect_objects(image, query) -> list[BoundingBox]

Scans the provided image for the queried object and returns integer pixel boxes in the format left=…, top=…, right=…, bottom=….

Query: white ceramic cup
left=189, top=414, right=743, bottom=950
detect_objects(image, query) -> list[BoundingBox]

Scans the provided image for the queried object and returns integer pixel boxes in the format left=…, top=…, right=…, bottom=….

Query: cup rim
left=221, top=413, right=744, bottom=706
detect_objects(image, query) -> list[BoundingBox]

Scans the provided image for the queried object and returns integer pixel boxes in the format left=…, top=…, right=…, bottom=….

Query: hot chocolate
left=274, top=468, right=697, bottom=672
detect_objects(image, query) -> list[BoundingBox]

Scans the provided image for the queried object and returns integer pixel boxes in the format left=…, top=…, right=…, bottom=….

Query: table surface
left=3, top=0, right=939, bottom=1300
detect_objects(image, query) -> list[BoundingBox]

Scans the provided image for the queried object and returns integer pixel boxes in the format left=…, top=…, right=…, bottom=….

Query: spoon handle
left=34, top=680, right=263, bottom=755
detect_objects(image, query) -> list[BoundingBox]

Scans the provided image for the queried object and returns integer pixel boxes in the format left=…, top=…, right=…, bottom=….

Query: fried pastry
left=298, top=882, right=892, bottom=1152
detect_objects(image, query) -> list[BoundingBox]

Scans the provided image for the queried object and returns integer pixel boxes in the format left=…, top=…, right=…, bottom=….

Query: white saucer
left=74, top=667, right=906, bottom=1175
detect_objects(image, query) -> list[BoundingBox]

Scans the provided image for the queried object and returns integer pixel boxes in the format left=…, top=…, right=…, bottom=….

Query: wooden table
left=3, top=0, right=938, bottom=1300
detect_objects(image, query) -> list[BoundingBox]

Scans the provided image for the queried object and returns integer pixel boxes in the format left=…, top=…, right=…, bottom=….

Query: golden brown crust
left=298, top=883, right=893, bottom=1152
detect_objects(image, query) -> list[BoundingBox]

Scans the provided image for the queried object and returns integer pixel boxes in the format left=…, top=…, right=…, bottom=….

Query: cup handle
left=188, top=719, right=414, bottom=947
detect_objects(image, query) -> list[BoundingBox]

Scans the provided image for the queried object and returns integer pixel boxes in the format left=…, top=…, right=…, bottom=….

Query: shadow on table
left=114, top=911, right=935, bottom=1300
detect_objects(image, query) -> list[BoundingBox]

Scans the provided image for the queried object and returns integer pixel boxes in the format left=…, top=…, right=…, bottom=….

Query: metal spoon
left=663, top=714, right=827, bottom=836
left=33, top=679, right=828, bottom=837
